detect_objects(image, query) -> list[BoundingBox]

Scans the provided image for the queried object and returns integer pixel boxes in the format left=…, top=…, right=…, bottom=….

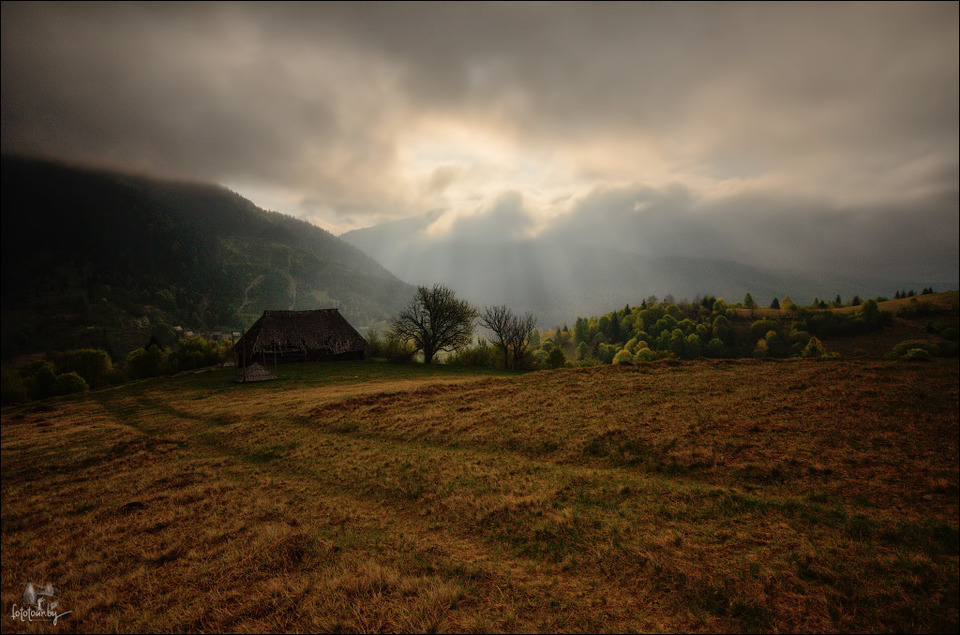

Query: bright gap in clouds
left=397, top=120, right=581, bottom=239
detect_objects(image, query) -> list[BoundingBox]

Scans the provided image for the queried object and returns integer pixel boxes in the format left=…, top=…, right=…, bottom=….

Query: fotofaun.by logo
left=10, top=581, right=71, bottom=626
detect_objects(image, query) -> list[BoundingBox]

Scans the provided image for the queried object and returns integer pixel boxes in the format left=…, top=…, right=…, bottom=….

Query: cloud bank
left=3, top=2, right=956, bottom=282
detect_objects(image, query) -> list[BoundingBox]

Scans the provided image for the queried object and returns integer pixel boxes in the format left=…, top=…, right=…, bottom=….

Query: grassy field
left=2, top=359, right=957, bottom=633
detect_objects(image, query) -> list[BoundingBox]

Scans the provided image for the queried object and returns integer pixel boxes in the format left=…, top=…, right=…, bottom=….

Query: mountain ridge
left=342, top=210, right=956, bottom=326
left=1, top=155, right=415, bottom=359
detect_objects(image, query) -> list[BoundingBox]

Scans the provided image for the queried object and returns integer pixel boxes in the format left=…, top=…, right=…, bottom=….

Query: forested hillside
left=531, top=291, right=959, bottom=366
left=0, top=156, right=414, bottom=360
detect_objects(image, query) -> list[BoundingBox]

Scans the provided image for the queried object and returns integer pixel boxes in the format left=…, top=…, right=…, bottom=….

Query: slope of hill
left=2, top=359, right=957, bottom=632
left=0, top=156, right=415, bottom=359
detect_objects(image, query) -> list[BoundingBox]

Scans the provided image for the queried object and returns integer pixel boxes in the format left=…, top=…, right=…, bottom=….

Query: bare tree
left=479, top=305, right=513, bottom=369
left=508, top=311, right=537, bottom=370
left=480, top=305, right=537, bottom=370
left=391, top=285, right=476, bottom=364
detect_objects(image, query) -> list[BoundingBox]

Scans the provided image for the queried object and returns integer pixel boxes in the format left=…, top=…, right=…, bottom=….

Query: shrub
left=24, top=361, right=58, bottom=400
left=636, top=347, right=668, bottom=362
left=902, top=348, right=932, bottom=361
left=612, top=349, right=635, bottom=364
left=54, top=372, right=89, bottom=395
left=801, top=337, right=827, bottom=359
left=0, top=368, right=29, bottom=405
left=171, top=336, right=226, bottom=371
left=887, top=340, right=938, bottom=359
left=125, top=345, right=171, bottom=379
left=752, top=338, right=769, bottom=359
left=547, top=346, right=567, bottom=369
left=596, top=343, right=617, bottom=364
left=56, top=348, right=114, bottom=388
left=446, top=340, right=499, bottom=368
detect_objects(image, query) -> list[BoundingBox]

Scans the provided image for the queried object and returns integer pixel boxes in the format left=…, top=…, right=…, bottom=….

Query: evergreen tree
left=574, top=317, right=588, bottom=344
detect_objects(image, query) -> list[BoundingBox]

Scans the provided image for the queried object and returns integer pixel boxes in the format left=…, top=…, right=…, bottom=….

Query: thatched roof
left=235, top=362, right=277, bottom=383
left=234, top=309, right=367, bottom=363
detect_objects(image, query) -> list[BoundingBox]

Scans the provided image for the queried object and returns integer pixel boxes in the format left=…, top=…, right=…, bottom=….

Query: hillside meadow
left=1, top=359, right=957, bottom=633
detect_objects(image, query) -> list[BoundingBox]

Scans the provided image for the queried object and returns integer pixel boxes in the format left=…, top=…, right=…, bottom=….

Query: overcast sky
left=3, top=2, right=957, bottom=274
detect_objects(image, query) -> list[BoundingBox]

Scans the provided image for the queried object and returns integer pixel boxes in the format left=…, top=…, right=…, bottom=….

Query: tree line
left=382, top=284, right=539, bottom=370
left=377, top=286, right=956, bottom=369
left=1, top=336, right=233, bottom=406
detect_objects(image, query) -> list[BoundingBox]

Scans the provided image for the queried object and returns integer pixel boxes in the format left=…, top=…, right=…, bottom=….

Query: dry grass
left=2, top=359, right=957, bottom=633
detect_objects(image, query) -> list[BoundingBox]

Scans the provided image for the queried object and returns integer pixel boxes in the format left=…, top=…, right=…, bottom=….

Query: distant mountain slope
left=1, top=156, right=415, bottom=359
left=342, top=211, right=954, bottom=326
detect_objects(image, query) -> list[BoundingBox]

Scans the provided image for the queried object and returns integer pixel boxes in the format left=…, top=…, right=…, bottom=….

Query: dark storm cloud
left=2, top=2, right=957, bottom=282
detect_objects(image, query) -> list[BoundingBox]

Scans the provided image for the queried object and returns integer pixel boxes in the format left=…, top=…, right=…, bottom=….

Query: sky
left=2, top=2, right=957, bottom=282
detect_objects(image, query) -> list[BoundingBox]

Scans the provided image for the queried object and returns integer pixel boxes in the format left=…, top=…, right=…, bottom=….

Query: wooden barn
left=234, top=309, right=367, bottom=364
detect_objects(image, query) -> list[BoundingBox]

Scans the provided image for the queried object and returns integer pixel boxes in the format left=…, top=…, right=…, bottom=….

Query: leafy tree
left=596, top=343, right=618, bottom=364
left=712, top=314, right=731, bottom=342
left=765, top=330, right=788, bottom=357
left=669, top=329, right=686, bottom=358
left=743, top=293, right=756, bottom=308
left=678, top=318, right=697, bottom=335
left=684, top=333, right=702, bottom=359
left=391, top=285, right=477, bottom=364
left=857, top=299, right=889, bottom=331
left=547, top=346, right=567, bottom=369
left=576, top=341, right=590, bottom=360
left=705, top=338, right=726, bottom=358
